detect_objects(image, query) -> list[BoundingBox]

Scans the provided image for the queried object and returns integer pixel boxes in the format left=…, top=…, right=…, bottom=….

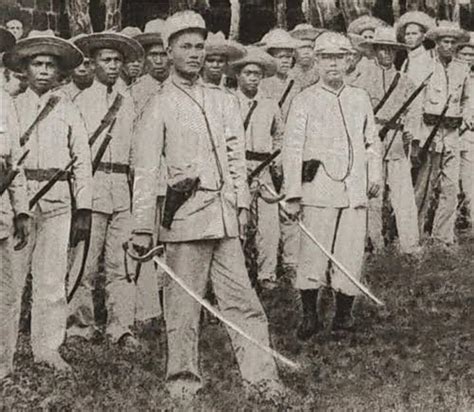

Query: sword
left=123, top=243, right=300, bottom=370
left=247, top=149, right=281, bottom=184
left=260, top=182, right=384, bottom=306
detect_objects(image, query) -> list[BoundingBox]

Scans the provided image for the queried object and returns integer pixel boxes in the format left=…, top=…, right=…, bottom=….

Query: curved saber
left=151, top=255, right=300, bottom=370
left=261, top=183, right=384, bottom=307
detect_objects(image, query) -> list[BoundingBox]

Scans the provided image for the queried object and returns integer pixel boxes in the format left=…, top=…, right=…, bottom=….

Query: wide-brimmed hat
left=230, top=46, right=277, bottom=77
left=362, top=27, right=408, bottom=49
left=0, top=27, right=16, bottom=53
left=205, top=31, right=245, bottom=60
left=347, top=15, right=387, bottom=36
left=163, top=10, right=207, bottom=48
left=134, top=18, right=165, bottom=48
left=290, top=24, right=324, bottom=42
left=261, top=28, right=303, bottom=51
left=347, top=33, right=367, bottom=53
left=4, top=29, right=83, bottom=73
left=395, top=11, right=435, bottom=40
left=456, top=32, right=474, bottom=50
left=426, top=21, right=469, bottom=42
left=74, top=32, right=144, bottom=62
left=314, top=32, right=353, bottom=55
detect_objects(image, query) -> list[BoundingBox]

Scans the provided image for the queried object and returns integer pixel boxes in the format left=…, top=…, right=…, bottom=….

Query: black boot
left=296, top=289, right=320, bottom=340
left=332, top=292, right=355, bottom=332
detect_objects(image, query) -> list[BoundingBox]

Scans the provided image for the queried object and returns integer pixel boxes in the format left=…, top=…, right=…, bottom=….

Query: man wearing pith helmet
left=351, top=27, right=420, bottom=255
left=456, top=33, right=474, bottom=235
left=289, top=23, right=323, bottom=90
left=283, top=32, right=381, bottom=340
left=68, top=32, right=144, bottom=350
left=202, top=31, right=244, bottom=88
left=3, top=30, right=93, bottom=371
left=230, top=46, right=284, bottom=291
left=0, top=26, right=30, bottom=380
left=413, top=21, right=472, bottom=247
left=131, top=10, right=281, bottom=401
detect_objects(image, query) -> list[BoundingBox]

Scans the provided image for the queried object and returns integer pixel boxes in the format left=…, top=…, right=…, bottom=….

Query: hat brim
left=314, top=47, right=352, bottom=55
left=426, top=28, right=469, bottom=42
left=75, top=33, right=144, bottom=62
left=166, top=27, right=208, bottom=47
left=0, top=28, right=16, bottom=53
left=229, top=57, right=277, bottom=77
left=363, top=39, right=408, bottom=49
left=3, top=37, right=83, bottom=73
left=264, top=40, right=302, bottom=52
left=395, top=13, right=435, bottom=40
left=206, top=42, right=245, bottom=61
left=290, top=28, right=324, bottom=41
left=456, top=41, right=474, bottom=50
left=134, top=33, right=163, bottom=48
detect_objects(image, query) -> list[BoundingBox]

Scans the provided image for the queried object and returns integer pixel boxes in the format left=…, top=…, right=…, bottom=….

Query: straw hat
left=347, top=15, right=387, bottom=37
left=362, top=27, right=408, bottom=49
left=229, top=46, right=277, bottom=77
left=74, top=32, right=144, bottom=62
left=134, top=18, right=166, bottom=48
left=290, top=23, right=324, bottom=42
left=205, top=31, right=245, bottom=60
left=314, top=32, right=353, bottom=55
left=162, top=10, right=207, bottom=48
left=456, top=32, right=474, bottom=50
left=426, top=21, right=469, bottom=42
left=0, top=27, right=16, bottom=53
left=261, top=28, right=304, bottom=51
left=4, top=29, right=83, bottom=73
left=395, top=11, right=435, bottom=40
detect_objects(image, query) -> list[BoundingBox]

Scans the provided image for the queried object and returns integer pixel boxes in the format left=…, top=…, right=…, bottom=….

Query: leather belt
left=25, top=168, right=70, bottom=182
left=96, top=162, right=129, bottom=174
left=423, top=113, right=462, bottom=129
left=246, top=150, right=271, bottom=162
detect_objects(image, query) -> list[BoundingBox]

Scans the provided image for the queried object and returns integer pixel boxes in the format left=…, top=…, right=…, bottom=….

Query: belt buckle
left=104, top=163, right=113, bottom=174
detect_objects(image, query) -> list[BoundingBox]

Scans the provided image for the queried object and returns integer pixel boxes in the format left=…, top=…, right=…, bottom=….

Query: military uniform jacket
left=133, top=74, right=250, bottom=242
left=61, top=81, right=83, bottom=102
left=349, top=59, right=420, bottom=160
left=401, top=46, right=433, bottom=87
left=290, top=64, right=319, bottom=91
left=129, top=73, right=163, bottom=118
left=14, top=87, right=92, bottom=216
left=0, top=91, right=28, bottom=239
left=75, top=80, right=136, bottom=214
left=260, top=75, right=301, bottom=121
left=283, top=83, right=381, bottom=208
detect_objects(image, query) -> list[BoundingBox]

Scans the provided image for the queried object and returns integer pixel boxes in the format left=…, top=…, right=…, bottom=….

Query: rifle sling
left=374, top=72, right=401, bottom=115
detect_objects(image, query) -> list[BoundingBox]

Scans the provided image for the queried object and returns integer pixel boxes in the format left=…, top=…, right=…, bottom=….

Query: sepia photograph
left=0, top=0, right=472, bottom=410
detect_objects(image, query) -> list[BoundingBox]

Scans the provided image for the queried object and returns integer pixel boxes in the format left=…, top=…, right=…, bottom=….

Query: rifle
left=373, top=72, right=400, bottom=115
left=20, top=95, right=60, bottom=147
left=88, top=93, right=123, bottom=147
left=243, top=100, right=258, bottom=131
left=0, top=150, right=30, bottom=196
left=29, top=156, right=77, bottom=209
left=412, top=96, right=452, bottom=185
left=278, top=79, right=295, bottom=108
left=91, top=118, right=117, bottom=174
left=379, top=72, right=433, bottom=142
left=247, top=149, right=281, bottom=184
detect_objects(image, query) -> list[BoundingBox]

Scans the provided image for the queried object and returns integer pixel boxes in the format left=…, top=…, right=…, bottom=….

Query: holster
left=162, top=177, right=200, bottom=230
left=302, top=159, right=321, bottom=183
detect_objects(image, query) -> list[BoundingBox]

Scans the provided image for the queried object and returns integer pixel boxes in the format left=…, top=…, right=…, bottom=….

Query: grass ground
left=1, top=235, right=473, bottom=410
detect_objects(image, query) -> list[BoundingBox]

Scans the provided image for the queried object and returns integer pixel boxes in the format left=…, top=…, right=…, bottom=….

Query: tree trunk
left=66, top=0, right=93, bottom=35
left=104, top=0, right=122, bottom=31
left=275, top=0, right=287, bottom=29
left=228, top=0, right=240, bottom=41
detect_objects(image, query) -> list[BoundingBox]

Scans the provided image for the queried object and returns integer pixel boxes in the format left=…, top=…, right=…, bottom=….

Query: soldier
left=351, top=27, right=420, bottom=254
left=456, top=33, right=474, bottom=234
left=259, top=29, right=304, bottom=276
left=231, top=46, right=283, bottom=290
left=347, top=15, right=387, bottom=59
left=283, top=32, right=381, bottom=339
left=131, top=19, right=170, bottom=115
left=3, top=30, right=92, bottom=370
left=413, top=22, right=472, bottom=246
left=130, top=19, right=169, bottom=326
left=0, top=27, right=30, bottom=380
left=62, top=34, right=94, bottom=101
left=120, top=27, right=145, bottom=87
left=289, top=24, right=322, bottom=90
left=202, top=31, right=244, bottom=88
left=6, top=19, right=23, bottom=41
left=69, top=32, right=144, bottom=348
left=397, top=11, right=436, bottom=86
left=131, top=11, right=281, bottom=399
